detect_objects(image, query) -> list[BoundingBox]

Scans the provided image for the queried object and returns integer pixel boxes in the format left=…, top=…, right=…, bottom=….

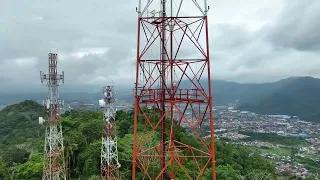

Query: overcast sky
left=0, top=0, right=319, bottom=93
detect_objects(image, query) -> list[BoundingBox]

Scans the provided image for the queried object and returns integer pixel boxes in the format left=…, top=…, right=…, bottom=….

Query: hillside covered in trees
left=235, top=77, right=320, bottom=122
left=0, top=100, right=309, bottom=179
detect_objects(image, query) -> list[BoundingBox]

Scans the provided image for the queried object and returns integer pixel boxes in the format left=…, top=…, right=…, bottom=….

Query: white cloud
left=59, top=47, right=109, bottom=60
left=14, top=57, right=38, bottom=66
left=31, top=15, right=43, bottom=21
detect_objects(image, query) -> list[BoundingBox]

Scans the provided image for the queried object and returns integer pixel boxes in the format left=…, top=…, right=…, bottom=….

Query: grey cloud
left=0, top=0, right=138, bottom=87
left=209, top=10, right=320, bottom=83
left=213, top=24, right=254, bottom=50
left=210, top=24, right=263, bottom=68
left=1, top=0, right=320, bottom=93
left=266, top=0, right=320, bottom=51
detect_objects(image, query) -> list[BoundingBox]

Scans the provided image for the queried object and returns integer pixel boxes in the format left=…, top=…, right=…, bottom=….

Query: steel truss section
left=40, top=52, right=67, bottom=180
left=100, top=86, right=121, bottom=180
left=132, top=0, right=216, bottom=180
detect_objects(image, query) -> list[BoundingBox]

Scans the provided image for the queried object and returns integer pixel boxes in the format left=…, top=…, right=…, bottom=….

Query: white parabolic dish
left=99, top=99, right=106, bottom=107
left=39, top=117, right=45, bottom=125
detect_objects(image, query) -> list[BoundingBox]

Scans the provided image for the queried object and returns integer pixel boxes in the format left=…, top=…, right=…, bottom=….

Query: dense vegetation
left=239, top=131, right=309, bottom=147
left=0, top=100, right=308, bottom=179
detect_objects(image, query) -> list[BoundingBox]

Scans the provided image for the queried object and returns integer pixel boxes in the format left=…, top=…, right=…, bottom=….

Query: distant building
left=290, top=133, right=308, bottom=138
left=270, top=115, right=291, bottom=119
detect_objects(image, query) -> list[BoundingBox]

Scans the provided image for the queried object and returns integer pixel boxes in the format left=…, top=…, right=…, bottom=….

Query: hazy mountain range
left=1, top=76, right=319, bottom=122
left=236, top=76, right=320, bottom=122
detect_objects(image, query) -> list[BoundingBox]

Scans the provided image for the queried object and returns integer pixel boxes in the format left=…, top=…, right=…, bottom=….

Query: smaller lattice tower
left=39, top=52, right=67, bottom=180
left=99, top=85, right=121, bottom=180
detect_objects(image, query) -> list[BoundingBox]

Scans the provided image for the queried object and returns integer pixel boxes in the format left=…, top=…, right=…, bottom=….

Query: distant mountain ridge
left=236, top=76, right=320, bottom=122
left=182, top=76, right=320, bottom=122
left=1, top=76, right=319, bottom=122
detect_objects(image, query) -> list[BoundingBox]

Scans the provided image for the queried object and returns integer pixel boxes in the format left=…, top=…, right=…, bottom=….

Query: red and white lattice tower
left=39, top=52, right=67, bottom=180
left=99, top=86, right=121, bottom=179
left=132, top=0, right=216, bottom=179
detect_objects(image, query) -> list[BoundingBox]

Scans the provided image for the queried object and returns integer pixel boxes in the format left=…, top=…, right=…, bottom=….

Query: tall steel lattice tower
left=39, top=52, right=67, bottom=180
left=99, top=86, right=121, bottom=180
left=132, top=0, right=216, bottom=179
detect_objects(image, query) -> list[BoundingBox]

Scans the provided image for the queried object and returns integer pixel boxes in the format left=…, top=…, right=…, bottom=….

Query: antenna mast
left=99, top=85, right=121, bottom=179
left=132, top=0, right=216, bottom=179
left=39, top=52, right=67, bottom=180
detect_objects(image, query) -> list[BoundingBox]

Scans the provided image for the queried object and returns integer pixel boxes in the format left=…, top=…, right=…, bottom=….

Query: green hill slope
left=0, top=100, right=46, bottom=146
left=0, top=100, right=46, bottom=178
